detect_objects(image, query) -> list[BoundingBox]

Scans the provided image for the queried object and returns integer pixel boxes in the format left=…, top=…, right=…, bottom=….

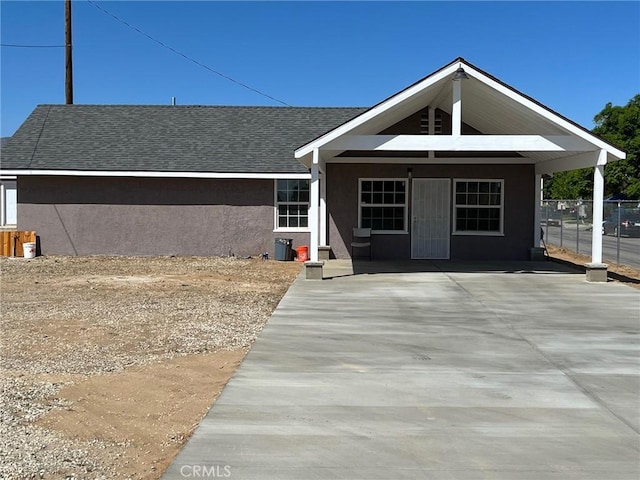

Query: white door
left=411, top=178, right=450, bottom=259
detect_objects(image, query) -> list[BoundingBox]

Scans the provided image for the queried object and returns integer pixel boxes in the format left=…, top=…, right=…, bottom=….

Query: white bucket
left=23, top=242, right=36, bottom=259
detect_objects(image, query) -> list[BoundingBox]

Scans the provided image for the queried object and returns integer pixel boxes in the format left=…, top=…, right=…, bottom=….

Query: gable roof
left=1, top=105, right=366, bottom=175
left=295, top=57, right=625, bottom=168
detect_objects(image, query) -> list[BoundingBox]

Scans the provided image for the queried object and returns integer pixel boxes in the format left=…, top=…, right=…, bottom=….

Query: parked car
left=541, top=209, right=563, bottom=226
left=602, top=211, right=640, bottom=237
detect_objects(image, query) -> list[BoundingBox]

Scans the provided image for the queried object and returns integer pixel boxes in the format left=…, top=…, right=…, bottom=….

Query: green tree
left=594, top=94, right=640, bottom=198
left=543, top=168, right=592, bottom=199
left=545, top=95, right=640, bottom=199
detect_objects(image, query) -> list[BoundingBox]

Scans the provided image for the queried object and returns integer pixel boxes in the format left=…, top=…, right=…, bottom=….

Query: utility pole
left=65, top=0, right=73, bottom=104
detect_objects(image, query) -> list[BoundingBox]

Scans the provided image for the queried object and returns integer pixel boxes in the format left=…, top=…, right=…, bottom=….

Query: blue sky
left=1, top=1, right=639, bottom=137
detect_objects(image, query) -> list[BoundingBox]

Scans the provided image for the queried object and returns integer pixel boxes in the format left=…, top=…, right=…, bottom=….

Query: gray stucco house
left=0, top=58, right=625, bottom=279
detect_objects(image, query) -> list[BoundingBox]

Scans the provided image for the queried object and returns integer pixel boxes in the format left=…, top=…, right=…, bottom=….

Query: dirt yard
left=546, top=245, right=640, bottom=289
left=0, top=256, right=301, bottom=479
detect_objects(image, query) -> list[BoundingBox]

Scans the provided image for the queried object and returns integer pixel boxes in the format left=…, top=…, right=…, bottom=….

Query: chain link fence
left=541, top=200, right=640, bottom=268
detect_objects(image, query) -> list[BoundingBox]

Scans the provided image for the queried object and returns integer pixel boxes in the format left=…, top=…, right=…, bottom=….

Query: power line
left=86, top=0, right=291, bottom=107
left=1, top=43, right=65, bottom=48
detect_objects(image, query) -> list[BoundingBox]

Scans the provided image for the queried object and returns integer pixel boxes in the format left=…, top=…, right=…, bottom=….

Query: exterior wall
left=17, top=176, right=309, bottom=257
left=326, top=163, right=535, bottom=261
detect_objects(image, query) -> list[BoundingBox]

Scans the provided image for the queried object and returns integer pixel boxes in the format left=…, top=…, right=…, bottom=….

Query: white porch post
left=529, top=173, right=547, bottom=260
left=534, top=174, right=542, bottom=247
left=452, top=79, right=462, bottom=137
left=585, top=149, right=608, bottom=282
left=591, top=150, right=606, bottom=264
left=309, top=149, right=320, bottom=262
left=319, top=168, right=327, bottom=246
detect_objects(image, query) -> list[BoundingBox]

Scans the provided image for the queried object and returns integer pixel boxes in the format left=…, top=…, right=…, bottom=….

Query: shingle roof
left=0, top=105, right=366, bottom=173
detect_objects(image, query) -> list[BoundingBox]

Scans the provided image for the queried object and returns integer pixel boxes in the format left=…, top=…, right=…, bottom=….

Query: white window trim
left=358, top=178, right=409, bottom=234
left=0, top=178, right=17, bottom=227
left=273, top=179, right=311, bottom=232
left=452, top=178, right=505, bottom=236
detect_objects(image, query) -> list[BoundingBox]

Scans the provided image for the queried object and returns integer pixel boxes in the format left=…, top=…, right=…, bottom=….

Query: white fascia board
left=0, top=170, right=311, bottom=179
left=323, top=135, right=596, bottom=152
left=294, top=62, right=462, bottom=159
left=462, top=64, right=626, bottom=159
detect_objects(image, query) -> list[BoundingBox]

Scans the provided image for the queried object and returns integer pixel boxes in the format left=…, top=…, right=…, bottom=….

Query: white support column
left=309, top=149, right=320, bottom=262
left=591, top=150, right=606, bottom=265
left=452, top=80, right=462, bottom=137
left=533, top=174, right=542, bottom=247
left=319, top=168, right=327, bottom=246
left=529, top=173, right=547, bottom=260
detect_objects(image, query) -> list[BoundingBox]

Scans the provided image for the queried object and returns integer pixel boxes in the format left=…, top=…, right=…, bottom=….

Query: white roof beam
left=323, top=135, right=596, bottom=152
left=325, top=157, right=532, bottom=165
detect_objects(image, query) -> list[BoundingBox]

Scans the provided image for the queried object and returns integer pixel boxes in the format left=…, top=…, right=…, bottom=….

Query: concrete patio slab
left=163, top=260, right=640, bottom=479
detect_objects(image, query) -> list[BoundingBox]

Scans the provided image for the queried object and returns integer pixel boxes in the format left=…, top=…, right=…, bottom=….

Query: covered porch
left=294, top=58, right=625, bottom=281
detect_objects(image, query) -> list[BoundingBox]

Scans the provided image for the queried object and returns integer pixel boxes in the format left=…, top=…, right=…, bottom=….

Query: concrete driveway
left=163, top=260, right=640, bottom=479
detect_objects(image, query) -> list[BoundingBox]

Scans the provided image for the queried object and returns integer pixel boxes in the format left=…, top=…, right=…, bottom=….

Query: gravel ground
left=1, top=376, right=116, bottom=479
left=0, top=255, right=301, bottom=479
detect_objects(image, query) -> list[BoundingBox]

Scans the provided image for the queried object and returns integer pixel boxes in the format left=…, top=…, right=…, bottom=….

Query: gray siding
left=326, top=163, right=535, bottom=261
left=18, top=176, right=309, bottom=257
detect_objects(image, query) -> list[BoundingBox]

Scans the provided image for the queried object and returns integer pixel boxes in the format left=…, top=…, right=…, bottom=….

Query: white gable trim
left=294, top=62, right=462, bottom=159
left=461, top=64, right=625, bottom=159
left=295, top=59, right=625, bottom=162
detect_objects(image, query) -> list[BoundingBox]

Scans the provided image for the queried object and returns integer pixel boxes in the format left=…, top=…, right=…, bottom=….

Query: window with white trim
left=359, top=179, right=407, bottom=232
left=1, top=179, right=17, bottom=227
left=275, top=179, right=309, bottom=229
left=453, top=179, right=503, bottom=234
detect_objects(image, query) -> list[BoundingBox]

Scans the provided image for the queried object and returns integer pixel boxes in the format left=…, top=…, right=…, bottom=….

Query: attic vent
left=420, top=111, right=442, bottom=134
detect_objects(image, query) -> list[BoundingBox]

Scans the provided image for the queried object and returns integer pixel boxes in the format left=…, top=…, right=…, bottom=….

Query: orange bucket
left=295, top=246, right=309, bottom=262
